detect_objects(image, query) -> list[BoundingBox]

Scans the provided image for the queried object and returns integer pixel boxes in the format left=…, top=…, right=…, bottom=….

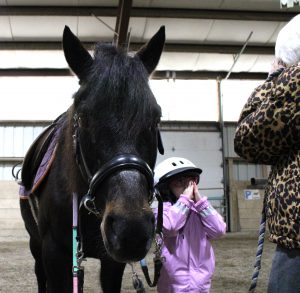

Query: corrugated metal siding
left=0, top=125, right=46, bottom=180
left=0, top=125, right=44, bottom=157
left=0, top=122, right=269, bottom=186
left=223, top=124, right=270, bottom=181
left=233, top=161, right=264, bottom=181
left=223, top=124, right=239, bottom=158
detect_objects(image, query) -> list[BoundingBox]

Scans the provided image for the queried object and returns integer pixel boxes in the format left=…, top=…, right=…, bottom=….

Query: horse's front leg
left=29, top=237, right=47, bottom=293
left=42, top=231, right=72, bottom=293
left=100, top=259, right=126, bottom=293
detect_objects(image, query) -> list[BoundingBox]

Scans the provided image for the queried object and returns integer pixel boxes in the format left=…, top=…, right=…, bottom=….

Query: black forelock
left=74, top=42, right=160, bottom=136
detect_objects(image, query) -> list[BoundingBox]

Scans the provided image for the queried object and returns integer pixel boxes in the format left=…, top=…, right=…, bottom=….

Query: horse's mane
left=74, top=43, right=160, bottom=136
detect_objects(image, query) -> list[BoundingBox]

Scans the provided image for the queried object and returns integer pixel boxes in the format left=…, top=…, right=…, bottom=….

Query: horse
left=19, top=25, right=165, bottom=293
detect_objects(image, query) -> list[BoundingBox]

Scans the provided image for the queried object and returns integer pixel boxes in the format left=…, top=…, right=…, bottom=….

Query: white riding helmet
left=154, top=157, right=202, bottom=187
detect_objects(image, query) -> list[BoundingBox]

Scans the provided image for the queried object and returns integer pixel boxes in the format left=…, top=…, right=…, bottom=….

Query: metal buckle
left=129, top=263, right=145, bottom=291
left=80, top=193, right=101, bottom=217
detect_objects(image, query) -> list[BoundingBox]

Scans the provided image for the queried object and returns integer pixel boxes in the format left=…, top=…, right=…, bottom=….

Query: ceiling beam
left=132, top=43, right=274, bottom=55
left=0, top=6, right=116, bottom=16
left=152, top=71, right=267, bottom=80
left=0, top=68, right=267, bottom=80
left=114, top=0, right=132, bottom=47
left=0, top=6, right=297, bottom=21
left=0, top=69, right=72, bottom=76
left=0, top=120, right=222, bottom=132
left=0, top=41, right=274, bottom=55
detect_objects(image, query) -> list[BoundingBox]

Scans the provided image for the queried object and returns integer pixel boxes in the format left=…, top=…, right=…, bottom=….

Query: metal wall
left=223, top=123, right=268, bottom=181
left=0, top=120, right=270, bottom=222
left=0, top=123, right=45, bottom=157
left=0, top=123, right=46, bottom=180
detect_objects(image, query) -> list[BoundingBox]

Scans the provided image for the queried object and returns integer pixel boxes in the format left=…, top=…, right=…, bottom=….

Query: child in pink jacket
left=154, top=157, right=226, bottom=293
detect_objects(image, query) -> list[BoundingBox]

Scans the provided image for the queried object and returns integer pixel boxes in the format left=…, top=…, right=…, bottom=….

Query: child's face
left=169, top=175, right=198, bottom=198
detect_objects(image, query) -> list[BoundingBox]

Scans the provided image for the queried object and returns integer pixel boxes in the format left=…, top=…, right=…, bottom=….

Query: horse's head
left=63, top=26, right=165, bottom=262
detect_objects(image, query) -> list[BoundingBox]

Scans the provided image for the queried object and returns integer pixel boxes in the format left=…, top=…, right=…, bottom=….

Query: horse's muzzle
left=101, top=210, right=155, bottom=262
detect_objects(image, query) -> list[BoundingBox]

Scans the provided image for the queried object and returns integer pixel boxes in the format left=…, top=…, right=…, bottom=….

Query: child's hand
left=182, top=181, right=194, bottom=200
left=193, top=183, right=202, bottom=202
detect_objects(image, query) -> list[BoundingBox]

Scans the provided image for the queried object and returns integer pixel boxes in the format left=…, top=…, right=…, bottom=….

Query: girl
left=154, top=157, right=226, bottom=293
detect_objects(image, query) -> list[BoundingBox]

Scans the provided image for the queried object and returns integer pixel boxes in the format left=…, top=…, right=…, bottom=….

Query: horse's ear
left=63, top=26, right=93, bottom=82
left=136, top=26, right=165, bottom=75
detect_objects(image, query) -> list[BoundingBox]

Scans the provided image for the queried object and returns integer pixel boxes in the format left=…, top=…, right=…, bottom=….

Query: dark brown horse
left=20, top=25, right=165, bottom=293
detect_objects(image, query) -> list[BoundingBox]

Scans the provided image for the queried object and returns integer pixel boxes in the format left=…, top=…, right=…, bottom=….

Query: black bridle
left=89, top=154, right=154, bottom=200
left=72, top=112, right=164, bottom=290
left=72, top=113, right=162, bottom=209
left=79, top=154, right=156, bottom=217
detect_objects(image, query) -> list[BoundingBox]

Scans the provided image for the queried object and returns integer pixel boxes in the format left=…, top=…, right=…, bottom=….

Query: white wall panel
left=3, top=127, right=14, bottom=157
left=221, top=79, right=263, bottom=122
left=0, top=77, right=76, bottom=121
left=23, top=127, right=35, bottom=155
left=224, top=124, right=238, bottom=158
left=33, top=126, right=45, bottom=141
left=0, top=127, right=4, bottom=157
left=0, top=125, right=47, bottom=159
left=0, top=164, right=14, bottom=180
left=12, top=127, right=24, bottom=157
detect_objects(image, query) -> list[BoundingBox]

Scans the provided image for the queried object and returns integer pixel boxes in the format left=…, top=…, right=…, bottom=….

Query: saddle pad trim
left=19, top=144, right=58, bottom=199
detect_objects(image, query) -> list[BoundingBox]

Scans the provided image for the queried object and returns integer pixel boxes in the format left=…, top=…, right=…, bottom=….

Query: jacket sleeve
left=234, top=65, right=300, bottom=165
left=194, top=197, right=226, bottom=239
left=156, top=195, right=193, bottom=237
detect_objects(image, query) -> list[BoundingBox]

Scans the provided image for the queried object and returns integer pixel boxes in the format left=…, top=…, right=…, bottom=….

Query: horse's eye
left=77, top=114, right=88, bottom=128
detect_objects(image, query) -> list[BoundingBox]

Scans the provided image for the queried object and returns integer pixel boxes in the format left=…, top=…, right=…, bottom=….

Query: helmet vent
left=180, top=160, right=184, bottom=164
left=172, top=162, right=177, bottom=166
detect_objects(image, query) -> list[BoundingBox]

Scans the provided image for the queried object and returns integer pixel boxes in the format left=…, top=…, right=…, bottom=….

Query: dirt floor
left=0, top=232, right=274, bottom=293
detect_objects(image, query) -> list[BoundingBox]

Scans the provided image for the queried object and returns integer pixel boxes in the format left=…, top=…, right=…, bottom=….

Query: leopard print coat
left=234, top=64, right=300, bottom=249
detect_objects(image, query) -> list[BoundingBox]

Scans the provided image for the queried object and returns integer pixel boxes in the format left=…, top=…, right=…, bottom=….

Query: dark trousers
left=267, top=245, right=300, bottom=293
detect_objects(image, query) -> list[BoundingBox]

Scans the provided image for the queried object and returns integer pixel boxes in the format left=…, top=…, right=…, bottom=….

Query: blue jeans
left=267, top=245, right=300, bottom=293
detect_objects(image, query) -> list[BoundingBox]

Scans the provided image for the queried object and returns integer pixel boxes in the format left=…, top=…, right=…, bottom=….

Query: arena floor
left=0, top=232, right=274, bottom=293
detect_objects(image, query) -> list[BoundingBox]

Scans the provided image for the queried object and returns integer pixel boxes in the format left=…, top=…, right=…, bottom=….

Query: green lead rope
left=73, top=192, right=84, bottom=293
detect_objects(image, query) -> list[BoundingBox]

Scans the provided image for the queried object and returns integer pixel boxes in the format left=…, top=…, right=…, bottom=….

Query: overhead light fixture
left=280, top=0, right=299, bottom=8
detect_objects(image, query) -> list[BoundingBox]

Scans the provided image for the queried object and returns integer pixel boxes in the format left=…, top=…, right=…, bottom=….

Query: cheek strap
left=157, top=130, right=164, bottom=155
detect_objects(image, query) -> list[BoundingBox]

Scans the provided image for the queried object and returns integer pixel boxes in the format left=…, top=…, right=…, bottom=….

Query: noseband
left=88, top=155, right=154, bottom=196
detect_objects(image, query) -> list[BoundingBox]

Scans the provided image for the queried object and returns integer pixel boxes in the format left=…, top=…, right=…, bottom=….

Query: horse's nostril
left=106, top=214, right=118, bottom=233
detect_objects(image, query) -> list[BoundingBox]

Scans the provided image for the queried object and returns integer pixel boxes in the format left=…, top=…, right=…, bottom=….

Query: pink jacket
left=154, top=194, right=226, bottom=293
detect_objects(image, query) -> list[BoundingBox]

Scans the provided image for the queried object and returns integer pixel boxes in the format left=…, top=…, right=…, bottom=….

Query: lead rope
left=129, top=263, right=146, bottom=293
left=137, top=190, right=164, bottom=288
left=248, top=207, right=267, bottom=292
left=128, top=190, right=164, bottom=291
left=72, top=192, right=85, bottom=293
left=248, top=69, right=283, bottom=292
